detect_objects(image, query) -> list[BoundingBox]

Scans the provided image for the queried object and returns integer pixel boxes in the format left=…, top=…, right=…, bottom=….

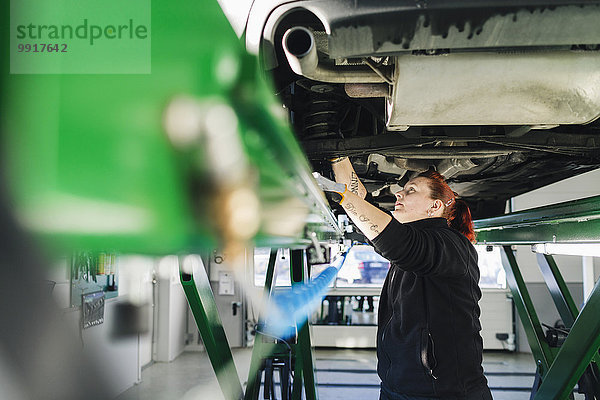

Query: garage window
left=254, top=244, right=506, bottom=289
left=254, top=248, right=291, bottom=287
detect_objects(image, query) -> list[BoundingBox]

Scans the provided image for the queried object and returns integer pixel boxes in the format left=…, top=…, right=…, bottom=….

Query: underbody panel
left=234, top=0, right=600, bottom=217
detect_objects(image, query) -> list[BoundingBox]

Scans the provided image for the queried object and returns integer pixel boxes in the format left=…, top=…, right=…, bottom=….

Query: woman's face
left=392, top=177, right=437, bottom=223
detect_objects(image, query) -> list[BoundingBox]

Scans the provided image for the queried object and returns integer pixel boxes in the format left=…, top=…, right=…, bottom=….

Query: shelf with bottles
left=70, top=251, right=119, bottom=307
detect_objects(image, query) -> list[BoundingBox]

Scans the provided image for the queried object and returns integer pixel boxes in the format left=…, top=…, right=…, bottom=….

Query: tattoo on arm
left=359, top=213, right=380, bottom=234
left=345, top=202, right=358, bottom=216
left=343, top=202, right=380, bottom=235
left=349, top=172, right=360, bottom=195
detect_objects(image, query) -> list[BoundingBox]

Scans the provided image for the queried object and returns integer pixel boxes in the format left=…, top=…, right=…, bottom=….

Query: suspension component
left=301, top=95, right=343, bottom=140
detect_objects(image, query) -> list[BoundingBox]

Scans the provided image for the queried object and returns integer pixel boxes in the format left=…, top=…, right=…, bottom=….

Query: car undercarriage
left=222, top=0, right=600, bottom=218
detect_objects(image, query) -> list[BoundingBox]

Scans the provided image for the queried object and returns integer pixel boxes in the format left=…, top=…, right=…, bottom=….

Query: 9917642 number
left=17, top=44, right=68, bottom=53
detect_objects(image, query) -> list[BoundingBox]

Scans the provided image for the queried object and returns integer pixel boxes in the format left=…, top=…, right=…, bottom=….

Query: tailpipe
left=282, top=27, right=386, bottom=83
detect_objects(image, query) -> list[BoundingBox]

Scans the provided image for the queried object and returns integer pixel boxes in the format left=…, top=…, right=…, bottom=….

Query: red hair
left=417, top=170, right=476, bottom=243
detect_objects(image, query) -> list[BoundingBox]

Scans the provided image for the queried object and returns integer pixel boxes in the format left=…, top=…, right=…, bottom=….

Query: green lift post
left=244, top=248, right=320, bottom=400
left=289, top=249, right=319, bottom=400
left=245, top=249, right=280, bottom=400
left=181, top=247, right=320, bottom=400
left=474, top=195, right=600, bottom=400
left=180, top=258, right=244, bottom=400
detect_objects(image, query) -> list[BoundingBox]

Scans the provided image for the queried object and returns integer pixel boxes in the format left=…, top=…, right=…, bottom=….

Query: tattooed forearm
left=339, top=191, right=390, bottom=240
left=345, top=202, right=381, bottom=234
left=349, top=172, right=360, bottom=195
left=369, top=224, right=380, bottom=234
left=344, top=202, right=358, bottom=216
left=358, top=214, right=380, bottom=234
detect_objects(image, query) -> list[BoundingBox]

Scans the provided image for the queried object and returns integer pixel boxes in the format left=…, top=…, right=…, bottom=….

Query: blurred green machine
left=3, top=0, right=339, bottom=255
left=2, top=0, right=340, bottom=399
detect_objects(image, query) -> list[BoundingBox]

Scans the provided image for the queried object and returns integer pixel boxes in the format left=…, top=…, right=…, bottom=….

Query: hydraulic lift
left=181, top=195, right=600, bottom=400
left=180, top=196, right=600, bottom=400
left=475, top=195, right=600, bottom=400
left=181, top=247, right=322, bottom=400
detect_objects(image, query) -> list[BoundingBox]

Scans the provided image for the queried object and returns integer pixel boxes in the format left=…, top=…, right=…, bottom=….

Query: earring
left=427, top=210, right=433, bottom=217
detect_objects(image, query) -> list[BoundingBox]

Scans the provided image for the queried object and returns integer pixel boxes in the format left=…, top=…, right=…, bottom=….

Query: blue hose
left=263, top=247, right=350, bottom=339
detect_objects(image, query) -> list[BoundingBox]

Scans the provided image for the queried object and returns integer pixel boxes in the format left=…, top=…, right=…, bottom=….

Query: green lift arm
left=474, top=196, right=600, bottom=400
left=180, top=258, right=244, bottom=400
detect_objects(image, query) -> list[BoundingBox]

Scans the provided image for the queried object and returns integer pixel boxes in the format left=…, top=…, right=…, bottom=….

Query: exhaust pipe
left=344, top=83, right=389, bottom=98
left=282, top=27, right=387, bottom=84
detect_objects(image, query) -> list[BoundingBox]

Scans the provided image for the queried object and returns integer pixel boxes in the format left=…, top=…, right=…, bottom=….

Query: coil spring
left=301, top=96, right=342, bottom=140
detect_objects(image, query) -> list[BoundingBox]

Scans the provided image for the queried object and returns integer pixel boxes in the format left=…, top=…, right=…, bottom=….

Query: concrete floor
left=116, top=348, right=584, bottom=400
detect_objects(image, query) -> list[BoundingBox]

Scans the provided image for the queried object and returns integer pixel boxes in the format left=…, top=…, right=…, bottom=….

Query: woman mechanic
left=314, top=157, right=492, bottom=400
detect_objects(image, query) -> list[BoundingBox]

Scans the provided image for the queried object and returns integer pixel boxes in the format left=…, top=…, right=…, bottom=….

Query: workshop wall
left=118, top=256, right=155, bottom=368
left=155, top=255, right=188, bottom=362
left=47, top=256, right=155, bottom=398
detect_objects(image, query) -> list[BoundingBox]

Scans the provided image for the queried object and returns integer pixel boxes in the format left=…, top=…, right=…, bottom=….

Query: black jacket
left=370, top=217, right=487, bottom=397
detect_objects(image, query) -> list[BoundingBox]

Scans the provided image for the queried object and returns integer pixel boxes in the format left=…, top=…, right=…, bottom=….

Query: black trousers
left=379, top=384, right=493, bottom=400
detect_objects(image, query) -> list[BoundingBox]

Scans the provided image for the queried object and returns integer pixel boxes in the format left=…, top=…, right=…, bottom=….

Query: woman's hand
left=331, top=157, right=367, bottom=199
left=313, top=172, right=392, bottom=240
left=313, top=172, right=347, bottom=203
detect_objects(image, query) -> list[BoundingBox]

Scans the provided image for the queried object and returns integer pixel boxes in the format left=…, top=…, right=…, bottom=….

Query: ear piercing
left=428, top=204, right=436, bottom=217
